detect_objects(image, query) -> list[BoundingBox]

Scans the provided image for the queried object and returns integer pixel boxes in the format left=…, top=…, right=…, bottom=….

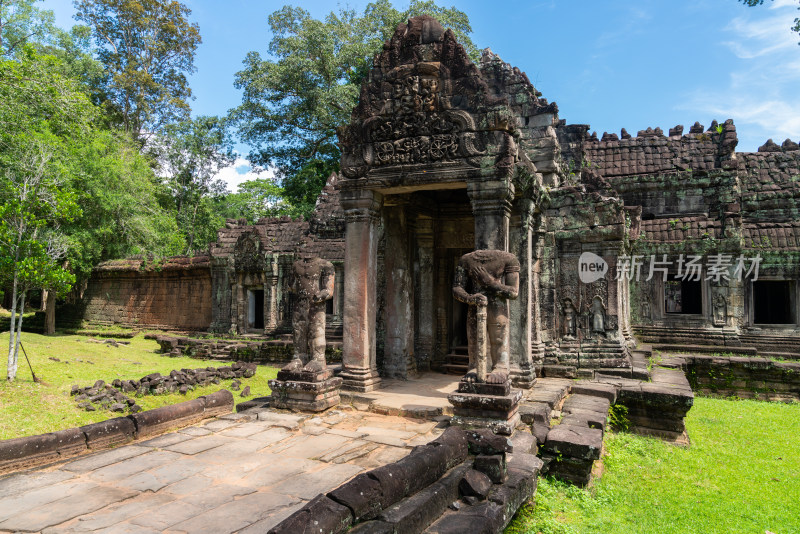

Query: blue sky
left=42, top=0, right=800, bottom=190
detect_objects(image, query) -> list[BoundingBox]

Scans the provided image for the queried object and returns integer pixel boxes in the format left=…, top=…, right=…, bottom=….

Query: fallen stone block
left=459, top=469, right=492, bottom=500
left=474, top=454, right=507, bottom=484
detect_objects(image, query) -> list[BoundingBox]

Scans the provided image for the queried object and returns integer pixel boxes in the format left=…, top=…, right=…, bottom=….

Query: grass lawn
left=0, top=331, right=279, bottom=440
left=506, top=396, right=800, bottom=534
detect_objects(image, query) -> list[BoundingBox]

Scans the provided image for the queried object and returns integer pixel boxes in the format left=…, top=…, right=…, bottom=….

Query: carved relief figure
left=452, top=250, right=520, bottom=384
left=282, top=257, right=335, bottom=373
left=641, top=295, right=652, bottom=322
left=713, top=293, right=727, bottom=326
left=562, top=298, right=577, bottom=339
left=591, top=296, right=606, bottom=335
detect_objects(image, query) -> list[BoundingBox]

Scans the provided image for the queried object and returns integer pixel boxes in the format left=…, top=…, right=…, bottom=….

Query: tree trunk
left=6, top=274, right=18, bottom=381
left=45, top=291, right=56, bottom=335
left=40, top=289, right=48, bottom=311
left=13, top=292, right=26, bottom=375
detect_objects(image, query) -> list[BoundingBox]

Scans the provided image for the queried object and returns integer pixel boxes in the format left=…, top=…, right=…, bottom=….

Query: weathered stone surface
left=377, top=477, right=451, bottom=533
left=570, top=381, right=618, bottom=403
left=347, top=520, right=394, bottom=533
left=426, top=501, right=505, bottom=534
left=465, top=429, right=513, bottom=456
left=200, top=389, right=234, bottom=417
left=328, top=472, right=384, bottom=521
left=542, top=425, right=603, bottom=461
left=130, top=398, right=206, bottom=438
left=0, top=428, right=86, bottom=473
left=458, top=469, right=492, bottom=500
left=268, top=494, right=352, bottom=534
left=268, top=377, right=342, bottom=412
left=474, top=454, right=507, bottom=484
left=80, top=417, right=136, bottom=449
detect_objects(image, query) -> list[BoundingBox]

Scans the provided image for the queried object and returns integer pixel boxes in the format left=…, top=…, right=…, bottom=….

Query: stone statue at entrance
left=452, top=250, right=520, bottom=384
left=282, top=256, right=335, bottom=374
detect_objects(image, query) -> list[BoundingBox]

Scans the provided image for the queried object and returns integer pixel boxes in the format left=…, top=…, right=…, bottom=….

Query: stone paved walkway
left=0, top=407, right=445, bottom=533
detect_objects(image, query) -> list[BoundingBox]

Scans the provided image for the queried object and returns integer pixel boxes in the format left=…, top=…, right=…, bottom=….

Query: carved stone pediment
left=234, top=231, right=265, bottom=273
left=338, top=15, right=528, bottom=187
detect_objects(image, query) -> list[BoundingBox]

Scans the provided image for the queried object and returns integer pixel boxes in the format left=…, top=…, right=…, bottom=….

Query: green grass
left=506, top=397, right=800, bottom=534
left=0, top=332, right=279, bottom=440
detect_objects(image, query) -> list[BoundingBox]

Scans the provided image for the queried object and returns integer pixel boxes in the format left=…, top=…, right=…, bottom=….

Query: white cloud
left=214, top=157, right=276, bottom=192
left=681, top=2, right=800, bottom=151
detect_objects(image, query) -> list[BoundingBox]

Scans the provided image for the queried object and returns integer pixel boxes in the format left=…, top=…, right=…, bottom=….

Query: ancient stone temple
left=76, top=15, right=800, bottom=387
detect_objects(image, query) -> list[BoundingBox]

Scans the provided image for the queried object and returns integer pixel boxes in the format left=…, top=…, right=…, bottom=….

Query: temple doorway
left=248, top=289, right=265, bottom=330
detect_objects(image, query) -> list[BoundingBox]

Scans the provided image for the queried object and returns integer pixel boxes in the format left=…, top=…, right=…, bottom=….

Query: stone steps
left=443, top=346, right=469, bottom=375
left=538, top=392, right=611, bottom=487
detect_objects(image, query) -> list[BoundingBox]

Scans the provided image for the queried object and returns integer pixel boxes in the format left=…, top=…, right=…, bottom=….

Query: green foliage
left=64, top=128, right=184, bottom=280
left=221, top=178, right=302, bottom=222
left=0, top=0, right=59, bottom=58
left=153, top=115, right=234, bottom=254
left=506, top=397, right=800, bottom=534
left=229, top=0, right=477, bottom=218
left=0, top=331, right=279, bottom=439
left=606, top=404, right=630, bottom=432
left=74, top=0, right=202, bottom=141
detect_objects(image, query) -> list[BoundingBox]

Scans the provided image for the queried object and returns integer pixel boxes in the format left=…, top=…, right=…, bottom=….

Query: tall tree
left=2, top=49, right=184, bottom=347
left=740, top=0, right=800, bottom=43
left=230, top=0, right=477, bottom=218
left=0, top=0, right=57, bottom=58
left=153, top=116, right=234, bottom=254
left=74, top=0, right=201, bottom=141
left=1, top=141, right=79, bottom=380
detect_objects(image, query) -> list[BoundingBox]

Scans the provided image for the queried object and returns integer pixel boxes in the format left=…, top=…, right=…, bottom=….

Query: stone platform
left=0, top=408, right=445, bottom=533
left=269, top=368, right=342, bottom=412
left=339, top=372, right=460, bottom=418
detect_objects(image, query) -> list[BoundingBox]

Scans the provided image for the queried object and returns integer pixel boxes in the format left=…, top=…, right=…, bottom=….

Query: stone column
left=264, top=256, right=279, bottom=332
left=340, top=189, right=383, bottom=392
left=209, top=258, right=232, bottom=333
left=415, top=214, right=435, bottom=371
left=509, top=198, right=536, bottom=388
left=531, top=227, right=547, bottom=370
left=383, top=201, right=416, bottom=379
left=468, top=181, right=514, bottom=251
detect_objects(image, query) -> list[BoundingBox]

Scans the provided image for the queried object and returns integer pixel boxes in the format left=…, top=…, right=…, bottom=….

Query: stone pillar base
left=448, top=380, right=522, bottom=436
left=339, top=367, right=382, bottom=392
left=268, top=369, right=342, bottom=412
left=510, top=365, right=536, bottom=389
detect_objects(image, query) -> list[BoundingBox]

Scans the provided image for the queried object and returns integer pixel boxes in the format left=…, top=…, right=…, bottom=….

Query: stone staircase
left=442, top=345, right=469, bottom=375
left=515, top=352, right=695, bottom=487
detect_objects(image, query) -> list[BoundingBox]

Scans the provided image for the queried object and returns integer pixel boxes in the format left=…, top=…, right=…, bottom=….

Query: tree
left=2, top=49, right=184, bottom=344
left=0, top=0, right=58, bottom=58
left=74, top=0, right=201, bottom=141
left=153, top=116, right=234, bottom=254
left=1, top=141, right=79, bottom=380
left=221, top=178, right=299, bottom=223
left=740, top=0, right=800, bottom=43
left=229, top=0, right=477, bottom=218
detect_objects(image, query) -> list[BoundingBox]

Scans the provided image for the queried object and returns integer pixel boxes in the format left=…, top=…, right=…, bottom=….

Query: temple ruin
left=76, top=15, right=800, bottom=388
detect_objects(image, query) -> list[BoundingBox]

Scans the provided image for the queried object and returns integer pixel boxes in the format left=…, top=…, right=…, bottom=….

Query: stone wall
left=664, top=354, right=800, bottom=402
left=81, top=256, right=212, bottom=331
